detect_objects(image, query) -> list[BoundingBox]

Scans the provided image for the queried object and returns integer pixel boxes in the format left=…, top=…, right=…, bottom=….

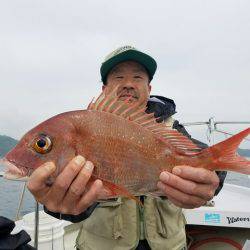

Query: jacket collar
left=146, top=95, right=176, bottom=122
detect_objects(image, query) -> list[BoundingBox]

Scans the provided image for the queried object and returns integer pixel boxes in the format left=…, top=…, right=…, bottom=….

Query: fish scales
left=74, top=110, right=168, bottom=193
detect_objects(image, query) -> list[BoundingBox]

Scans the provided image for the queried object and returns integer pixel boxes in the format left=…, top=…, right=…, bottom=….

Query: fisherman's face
left=103, top=61, right=151, bottom=105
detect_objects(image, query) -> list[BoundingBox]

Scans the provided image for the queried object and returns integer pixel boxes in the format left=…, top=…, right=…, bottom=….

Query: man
left=28, top=46, right=226, bottom=250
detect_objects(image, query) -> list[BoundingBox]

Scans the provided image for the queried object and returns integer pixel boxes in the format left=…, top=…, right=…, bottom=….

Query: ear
left=148, top=84, right=152, bottom=93
left=102, top=85, right=106, bottom=91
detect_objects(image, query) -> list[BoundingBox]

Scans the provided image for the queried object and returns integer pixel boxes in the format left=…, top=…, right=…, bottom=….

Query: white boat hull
left=11, top=183, right=250, bottom=249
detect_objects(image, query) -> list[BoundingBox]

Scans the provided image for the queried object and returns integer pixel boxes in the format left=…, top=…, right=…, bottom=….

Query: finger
left=48, top=155, right=86, bottom=204
left=159, top=171, right=216, bottom=200
left=172, top=166, right=219, bottom=187
left=60, top=161, right=94, bottom=213
left=166, top=197, right=184, bottom=208
left=157, top=181, right=206, bottom=209
left=96, top=186, right=113, bottom=199
left=74, top=180, right=103, bottom=215
left=167, top=195, right=198, bottom=209
left=27, top=162, right=56, bottom=197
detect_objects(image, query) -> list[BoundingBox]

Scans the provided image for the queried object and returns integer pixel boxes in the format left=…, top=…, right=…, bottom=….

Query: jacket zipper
left=139, top=196, right=145, bottom=240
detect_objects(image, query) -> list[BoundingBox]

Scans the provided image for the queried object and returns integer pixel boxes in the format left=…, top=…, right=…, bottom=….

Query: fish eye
left=33, top=135, right=52, bottom=154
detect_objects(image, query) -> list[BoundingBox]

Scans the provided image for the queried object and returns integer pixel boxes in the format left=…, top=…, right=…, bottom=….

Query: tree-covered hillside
left=0, top=135, right=18, bottom=157
left=238, top=148, right=250, bottom=158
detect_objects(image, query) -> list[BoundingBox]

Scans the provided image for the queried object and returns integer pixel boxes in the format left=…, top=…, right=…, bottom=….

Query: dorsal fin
left=87, top=90, right=201, bottom=154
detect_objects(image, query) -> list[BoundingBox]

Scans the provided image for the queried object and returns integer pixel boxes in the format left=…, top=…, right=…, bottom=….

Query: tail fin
left=202, top=128, right=250, bottom=174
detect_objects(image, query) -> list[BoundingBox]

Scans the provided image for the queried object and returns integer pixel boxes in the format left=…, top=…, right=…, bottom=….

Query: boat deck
left=184, top=183, right=250, bottom=228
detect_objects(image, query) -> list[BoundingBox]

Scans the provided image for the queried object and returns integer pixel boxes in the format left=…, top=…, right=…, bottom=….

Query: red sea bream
left=3, top=89, right=250, bottom=199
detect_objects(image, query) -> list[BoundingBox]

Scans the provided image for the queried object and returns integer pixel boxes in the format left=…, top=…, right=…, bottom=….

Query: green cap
left=100, top=45, right=157, bottom=84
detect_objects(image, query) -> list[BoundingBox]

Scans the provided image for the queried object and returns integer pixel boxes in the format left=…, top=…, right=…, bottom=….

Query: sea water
left=1, top=162, right=250, bottom=220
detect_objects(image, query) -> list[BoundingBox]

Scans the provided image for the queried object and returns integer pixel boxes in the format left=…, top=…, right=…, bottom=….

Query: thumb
left=27, top=162, right=56, bottom=195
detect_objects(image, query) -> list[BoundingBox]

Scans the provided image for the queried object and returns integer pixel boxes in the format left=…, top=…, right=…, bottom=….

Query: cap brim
left=101, top=50, right=157, bottom=83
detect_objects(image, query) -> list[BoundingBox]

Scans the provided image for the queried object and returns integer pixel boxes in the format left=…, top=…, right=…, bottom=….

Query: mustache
left=118, top=89, right=138, bottom=99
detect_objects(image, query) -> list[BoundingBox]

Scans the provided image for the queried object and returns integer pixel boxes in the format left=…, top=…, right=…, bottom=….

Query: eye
left=134, top=75, right=143, bottom=79
left=33, top=135, right=52, bottom=154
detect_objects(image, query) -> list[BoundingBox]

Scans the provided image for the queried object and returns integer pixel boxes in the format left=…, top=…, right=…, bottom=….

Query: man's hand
left=27, top=155, right=103, bottom=215
left=157, top=166, right=219, bottom=209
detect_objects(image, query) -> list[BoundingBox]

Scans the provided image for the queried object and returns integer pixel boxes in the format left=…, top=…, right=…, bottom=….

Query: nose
left=122, top=80, right=136, bottom=90
left=117, top=81, right=137, bottom=96
left=123, top=86, right=134, bottom=91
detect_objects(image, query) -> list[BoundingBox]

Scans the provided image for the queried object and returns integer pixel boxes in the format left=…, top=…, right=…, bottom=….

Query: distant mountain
left=0, top=135, right=18, bottom=157
left=238, top=148, right=250, bottom=158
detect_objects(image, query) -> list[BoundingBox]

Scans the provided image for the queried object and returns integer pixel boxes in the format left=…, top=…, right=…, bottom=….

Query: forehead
left=109, top=61, right=147, bottom=74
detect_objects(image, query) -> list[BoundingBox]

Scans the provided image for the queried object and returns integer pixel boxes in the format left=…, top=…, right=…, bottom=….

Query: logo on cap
left=104, top=46, right=137, bottom=62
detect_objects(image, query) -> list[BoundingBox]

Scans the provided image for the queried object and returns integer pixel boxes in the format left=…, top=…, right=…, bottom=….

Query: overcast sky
left=0, top=0, right=249, bottom=148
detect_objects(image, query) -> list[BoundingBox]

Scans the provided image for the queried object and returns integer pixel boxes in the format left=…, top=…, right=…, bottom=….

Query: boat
left=184, top=183, right=250, bottom=249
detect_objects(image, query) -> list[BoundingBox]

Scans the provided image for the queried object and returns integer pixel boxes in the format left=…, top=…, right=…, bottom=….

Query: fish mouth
left=1, top=158, right=30, bottom=181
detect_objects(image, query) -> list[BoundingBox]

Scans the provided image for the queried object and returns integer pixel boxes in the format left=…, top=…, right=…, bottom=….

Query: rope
left=15, top=181, right=27, bottom=220
left=215, top=129, right=250, bottom=142
left=189, top=237, right=242, bottom=250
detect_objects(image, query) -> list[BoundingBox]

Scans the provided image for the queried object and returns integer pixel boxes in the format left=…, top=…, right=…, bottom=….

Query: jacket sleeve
left=44, top=202, right=99, bottom=223
left=173, top=120, right=227, bottom=195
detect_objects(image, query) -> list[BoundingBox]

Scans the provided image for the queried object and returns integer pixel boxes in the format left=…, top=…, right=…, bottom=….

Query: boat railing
left=182, top=117, right=250, bottom=146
